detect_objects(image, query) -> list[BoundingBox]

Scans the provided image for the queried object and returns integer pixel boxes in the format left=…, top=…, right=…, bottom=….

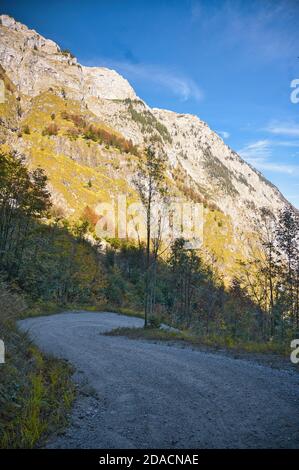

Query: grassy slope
left=20, top=91, right=138, bottom=217
left=106, top=325, right=294, bottom=359
left=0, top=297, right=75, bottom=449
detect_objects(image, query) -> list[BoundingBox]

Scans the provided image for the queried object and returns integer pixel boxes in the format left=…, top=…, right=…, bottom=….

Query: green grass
left=97, top=304, right=144, bottom=319
left=106, top=326, right=191, bottom=343
left=22, top=300, right=144, bottom=320
left=0, top=300, right=143, bottom=449
left=20, top=301, right=66, bottom=319
left=0, top=334, right=75, bottom=448
left=21, top=301, right=294, bottom=360
left=105, top=326, right=293, bottom=357
left=22, top=303, right=291, bottom=358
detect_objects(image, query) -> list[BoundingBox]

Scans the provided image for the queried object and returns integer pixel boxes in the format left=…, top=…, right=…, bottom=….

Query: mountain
left=0, top=14, right=289, bottom=277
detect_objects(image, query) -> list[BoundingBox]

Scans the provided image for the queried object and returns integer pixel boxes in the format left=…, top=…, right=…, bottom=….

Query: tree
left=239, top=205, right=299, bottom=338
left=276, top=206, right=299, bottom=329
left=168, top=238, right=202, bottom=327
left=0, top=151, right=51, bottom=275
left=133, top=145, right=168, bottom=327
left=81, top=205, right=98, bottom=228
left=258, top=208, right=282, bottom=336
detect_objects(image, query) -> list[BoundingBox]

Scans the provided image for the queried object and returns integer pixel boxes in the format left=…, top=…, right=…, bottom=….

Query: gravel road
left=18, top=311, right=299, bottom=449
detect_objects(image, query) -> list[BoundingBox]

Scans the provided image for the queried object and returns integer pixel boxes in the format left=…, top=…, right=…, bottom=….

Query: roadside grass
left=21, top=301, right=294, bottom=359
left=97, top=304, right=144, bottom=319
left=22, top=300, right=144, bottom=320
left=19, top=300, right=69, bottom=319
left=0, top=314, right=75, bottom=449
left=1, top=300, right=142, bottom=449
left=105, top=326, right=293, bottom=357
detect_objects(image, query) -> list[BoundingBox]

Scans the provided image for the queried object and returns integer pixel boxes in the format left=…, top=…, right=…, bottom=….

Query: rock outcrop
left=0, top=15, right=137, bottom=101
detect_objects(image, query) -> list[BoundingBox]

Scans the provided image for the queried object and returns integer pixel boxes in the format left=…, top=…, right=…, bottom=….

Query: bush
left=61, top=112, right=86, bottom=129
left=0, top=281, right=26, bottom=325
left=42, top=123, right=59, bottom=136
left=61, top=48, right=75, bottom=59
left=61, top=112, right=138, bottom=154
left=127, top=102, right=172, bottom=144
left=22, top=125, right=30, bottom=135
left=148, top=315, right=161, bottom=329
left=0, top=323, right=75, bottom=448
left=81, top=206, right=98, bottom=228
left=66, top=127, right=80, bottom=140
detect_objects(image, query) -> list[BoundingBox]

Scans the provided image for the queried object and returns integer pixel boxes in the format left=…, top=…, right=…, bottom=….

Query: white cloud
left=249, top=161, right=296, bottom=174
left=265, top=121, right=299, bottom=137
left=275, top=140, right=299, bottom=148
left=218, top=130, right=230, bottom=139
left=238, top=139, right=299, bottom=175
left=238, top=140, right=272, bottom=159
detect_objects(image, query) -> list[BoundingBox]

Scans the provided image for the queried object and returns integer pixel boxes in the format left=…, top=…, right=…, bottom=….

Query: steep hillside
left=0, top=14, right=290, bottom=277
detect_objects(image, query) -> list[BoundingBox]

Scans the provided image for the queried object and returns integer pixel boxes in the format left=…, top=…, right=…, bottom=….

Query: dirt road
left=18, top=311, right=299, bottom=449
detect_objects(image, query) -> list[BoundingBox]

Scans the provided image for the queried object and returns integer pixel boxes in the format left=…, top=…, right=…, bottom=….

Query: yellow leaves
left=203, top=208, right=247, bottom=282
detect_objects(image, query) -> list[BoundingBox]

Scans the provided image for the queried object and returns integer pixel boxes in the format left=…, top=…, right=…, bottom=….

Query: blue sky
left=2, top=0, right=299, bottom=207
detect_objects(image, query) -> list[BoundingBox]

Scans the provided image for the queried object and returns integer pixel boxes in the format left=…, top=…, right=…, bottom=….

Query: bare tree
left=133, top=145, right=168, bottom=327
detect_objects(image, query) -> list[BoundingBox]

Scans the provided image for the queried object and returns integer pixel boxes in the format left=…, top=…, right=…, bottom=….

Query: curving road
left=18, top=311, right=299, bottom=449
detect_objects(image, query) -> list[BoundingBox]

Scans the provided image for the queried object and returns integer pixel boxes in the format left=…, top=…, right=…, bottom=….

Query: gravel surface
left=18, top=311, right=299, bottom=449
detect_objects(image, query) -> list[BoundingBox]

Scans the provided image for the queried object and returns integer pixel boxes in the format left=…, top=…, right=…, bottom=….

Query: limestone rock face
left=151, top=108, right=287, bottom=227
left=0, top=14, right=290, bottom=236
left=0, top=15, right=137, bottom=101
left=81, top=66, right=137, bottom=101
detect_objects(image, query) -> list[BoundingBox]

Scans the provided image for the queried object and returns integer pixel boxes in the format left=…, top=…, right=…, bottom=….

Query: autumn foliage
left=61, top=111, right=138, bottom=154
left=81, top=205, right=99, bottom=228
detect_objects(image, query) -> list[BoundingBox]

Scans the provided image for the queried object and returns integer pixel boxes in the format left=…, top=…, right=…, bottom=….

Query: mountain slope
left=0, top=14, right=290, bottom=276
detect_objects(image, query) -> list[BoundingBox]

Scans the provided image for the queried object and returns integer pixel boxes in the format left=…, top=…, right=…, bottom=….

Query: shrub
left=66, top=127, right=80, bottom=140
left=61, top=48, right=75, bottom=59
left=148, top=315, right=161, bottom=329
left=127, top=102, right=172, bottom=144
left=0, top=281, right=26, bottom=325
left=61, top=112, right=86, bottom=129
left=81, top=206, right=98, bottom=228
left=42, top=123, right=59, bottom=136
left=61, top=111, right=138, bottom=154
